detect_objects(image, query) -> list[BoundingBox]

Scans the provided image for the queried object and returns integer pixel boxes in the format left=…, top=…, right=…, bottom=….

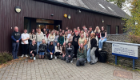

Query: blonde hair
left=94, top=26, right=100, bottom=33
left=91, top=33, right=95, bottom=39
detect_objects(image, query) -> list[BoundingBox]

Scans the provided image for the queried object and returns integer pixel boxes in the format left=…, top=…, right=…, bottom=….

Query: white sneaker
left=71, top=60, right=73, bottom=63
left=33, top=57, right=36, bottom=60
left=51, top=55, right=53, bottom=58
left=99, top=48, right=102, bottom=51
left=25, top=55, right=28, bottom=57
left=55, top=56, right=57, bottom=59
left=21, top=54, right=24, bottom=57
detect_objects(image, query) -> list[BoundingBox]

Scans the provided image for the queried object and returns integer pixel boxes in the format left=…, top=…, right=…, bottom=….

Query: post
left=115, top=56, right=117, bottom=65
left=133, top=59, right=135, bottom=69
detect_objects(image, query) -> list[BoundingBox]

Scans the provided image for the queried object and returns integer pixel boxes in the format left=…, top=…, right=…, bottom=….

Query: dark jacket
left=58, top=36, right=64, bottom=45
left=29, top=44, right=37, bottom=52
left=90, top=38, right=97, bottom=49
left=66, top=45, right=74, bottom=57
left=77, top=48, right=86, bottom=59
left=39, top=44, right=47, bottom=52
left=11, top=31, right=21, bottom=42
left=72, top=35, right=80, bottom=46
left=47, top=44, right=55, bottom=53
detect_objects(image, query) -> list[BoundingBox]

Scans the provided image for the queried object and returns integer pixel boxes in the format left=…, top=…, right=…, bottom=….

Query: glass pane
left=36, top=19, right=54, bottom=24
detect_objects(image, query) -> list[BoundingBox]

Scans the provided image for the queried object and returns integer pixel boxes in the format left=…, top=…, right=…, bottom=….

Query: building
left=0, top=0, right=127, bottom=53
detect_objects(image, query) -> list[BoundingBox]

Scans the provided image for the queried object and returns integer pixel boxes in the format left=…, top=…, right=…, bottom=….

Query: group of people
left=11, top=25, right=107, bottom=66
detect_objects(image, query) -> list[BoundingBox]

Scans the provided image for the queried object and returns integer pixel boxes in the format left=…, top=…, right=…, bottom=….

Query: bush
left=0, top=52, right=13, bottom=65
left=129, top=35, right=140, bottom=44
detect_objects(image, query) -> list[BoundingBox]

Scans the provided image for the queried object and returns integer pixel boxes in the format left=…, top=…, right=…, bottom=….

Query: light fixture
left=64, top=14, right=67, bottom=18
left=102, top=19, right=104, bottom=23
left=51, top=14, right=54, bottom=16
left=68, top=15, right=71, bottom=19
left=15, top=6, right=21, bottom=13
left=77, top=10, right=81, bottom=13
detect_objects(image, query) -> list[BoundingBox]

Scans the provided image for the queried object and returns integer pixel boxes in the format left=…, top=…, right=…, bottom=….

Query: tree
left=123, top=0, right=140, bottom=36
left=106, top=0, right=126, bottom=8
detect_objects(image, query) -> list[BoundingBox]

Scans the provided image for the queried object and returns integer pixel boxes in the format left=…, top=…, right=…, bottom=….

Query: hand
left=23, top=42, right=26, bottom=44
left=69, top=55, right=71, bottom=57
left=16, top=40, right=19, bottom=43
left=30, top=51, right=33, bottom=54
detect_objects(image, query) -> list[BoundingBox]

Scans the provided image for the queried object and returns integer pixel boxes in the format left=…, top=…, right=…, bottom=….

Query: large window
left=116, top=26, right=119, bottom=34
left=107, top=25, right=111, bottom=34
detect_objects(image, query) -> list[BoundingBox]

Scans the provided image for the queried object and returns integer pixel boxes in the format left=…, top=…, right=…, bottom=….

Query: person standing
left=90, top=33, right=98, bottom=65
left=94, top=26, right=101, bottom=40
left=54, top=31, right=59, bottom=46
left=99, top=26, right=107, bottom=51
left=63, top=31, right=68, bottom=44
left=78, top=34, right=87, bottom=50
left=11, top=26, right=21, bottom=59
left=72, top=31, right=80, bottom=59
left=46, top=25, right=49, bottom=33
left=36, top=28, right=44, bottom=54
left=48, top=31, right=55, bottom=45
left=86, top=33, right=91, bottom=63
left=21, top=29, right=30, bottom=57
left=29, top=29, right=36, bottom=45
left=58, top=32, right=64, bottom=46
left=76, top=43, right=87, bottom=66
left=88, top=26, right=93, bottom=34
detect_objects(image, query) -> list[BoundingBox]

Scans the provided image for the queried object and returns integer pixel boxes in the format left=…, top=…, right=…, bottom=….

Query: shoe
left=71, top=60, right=73, bottom=63
left=30, top=57, right=32, bottom=59
left=21, top=54, right=24, bottom=57
left=25, top=55, right=28, bottom=57
left=55, top=56, right=57, bottom=59
left=99, top=48, right=102, bottom=51
left=33, top=57, right=36, bottom=60
left=90, top=63, right=95, bottom=65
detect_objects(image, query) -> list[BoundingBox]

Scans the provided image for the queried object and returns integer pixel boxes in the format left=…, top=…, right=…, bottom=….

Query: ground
left=0, top=59, right=140, bottom=80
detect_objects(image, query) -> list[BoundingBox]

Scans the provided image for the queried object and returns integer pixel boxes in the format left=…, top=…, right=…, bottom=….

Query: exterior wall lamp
left=15, top=6, right=21, bottom=13
left=68, top=15, right=71, bottom=19
left=102, top=19, right=104, bottom=23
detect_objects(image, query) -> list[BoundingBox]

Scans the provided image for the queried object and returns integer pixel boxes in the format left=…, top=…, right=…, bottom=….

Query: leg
left=42, top=52, right=45, bottom=59
left=87, top=49, right=91, bottom=63
left=12, top=43, right=16, bottom=59
left=24, top=44, right=28, bottom=55
left=37, top=42, right=40, bottom=54
left=100, top=38, right=107, bottom=49
left=98, top=39, right=102, bottom=49
left=80, top=58, right=85, bottom=66
left=39, top=52, right=42, bottom=59
left=15, top=43, right=19, bottom=59
left=90, top=47, right=97, bottom=64
left=76, top=60, right=80, bottom=66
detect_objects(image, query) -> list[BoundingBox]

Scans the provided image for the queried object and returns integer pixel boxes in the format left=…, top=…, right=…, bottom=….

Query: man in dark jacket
left=66, top=42, right=74, bottom=63
left=11, top=26, right=21, bottom=59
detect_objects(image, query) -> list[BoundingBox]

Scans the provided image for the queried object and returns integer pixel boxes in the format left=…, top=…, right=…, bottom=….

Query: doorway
left=24, top=17, right=62, bottom=33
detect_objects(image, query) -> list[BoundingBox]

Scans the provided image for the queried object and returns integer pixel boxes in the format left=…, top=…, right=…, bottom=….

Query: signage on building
left=112, top=43, right=138, bottom=59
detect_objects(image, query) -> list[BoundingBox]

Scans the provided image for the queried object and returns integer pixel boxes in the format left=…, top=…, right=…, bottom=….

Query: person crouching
left=76, top=43, right=86, bottom=66
left=65, top=42, right=74, bottom=63
left=39, top=39, right=47, bottom=59
left=47, top=41, right=55, bottom=60
left=29, top=40, right=37, bottom=60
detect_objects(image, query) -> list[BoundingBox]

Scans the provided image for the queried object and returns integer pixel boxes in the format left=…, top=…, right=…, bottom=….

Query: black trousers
left=76, top=58, right=85, bottom=66
left=73, top=45, right=79, bottom=58
left=47, top=52, right=54, bottom=60
left=55, top=52, right=61, bottom=56
left=21, top=44, right=28, bottom=55
left=30, top=51, right=37, bottom=57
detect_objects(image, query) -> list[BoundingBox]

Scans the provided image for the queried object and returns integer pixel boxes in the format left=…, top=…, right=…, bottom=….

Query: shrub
left=128, top=35, right=140, bottom=44
left=0, top=52, right=13, bottom=65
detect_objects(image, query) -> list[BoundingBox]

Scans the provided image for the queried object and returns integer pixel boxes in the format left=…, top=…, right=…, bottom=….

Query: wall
left=107, top=34, right=128, bottom=42
left=0, top=0, right=124, bottom=53
left=103, top=42, right=140, bottom=69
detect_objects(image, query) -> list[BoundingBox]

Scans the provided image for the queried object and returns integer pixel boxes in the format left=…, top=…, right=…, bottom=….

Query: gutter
left=34, top=0, right=124, bottom=18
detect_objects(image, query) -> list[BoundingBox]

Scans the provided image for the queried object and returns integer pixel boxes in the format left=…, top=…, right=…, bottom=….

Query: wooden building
left=0, top=0, right=127, bottom=53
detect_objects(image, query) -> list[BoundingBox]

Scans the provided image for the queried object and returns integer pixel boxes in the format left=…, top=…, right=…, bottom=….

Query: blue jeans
left=37, top=41, right=42, bottom=54
left=12, top=42, right=19, bottom=59
left=87, top=48, right=91, bottom=62
left=39, top=52, right=45, bottom=55
left=99, top=37, right=107, bottom=49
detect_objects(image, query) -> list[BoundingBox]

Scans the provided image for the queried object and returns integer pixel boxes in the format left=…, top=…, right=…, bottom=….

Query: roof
left=35, top=0, right=128, bottom=18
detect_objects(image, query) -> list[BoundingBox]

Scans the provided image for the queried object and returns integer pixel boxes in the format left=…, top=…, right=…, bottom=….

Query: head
left=60, top=32, right=62, bottom=36
left=73, top=28, right=76, bottom=32
left=43, top=28, right=46, bottom=31
left=81, top=30, right=84, bottom=34
left=80, top=34, right=84, bottom=38
left=57, top=42, right=60, bottom=47
left=31, top=29, right=35, bottom=33
left=46, top=25, right=48, bottom=29
left=89, top=27, right=92, bottom=31
left=51, top=31, right=53, bottom=35
left=82, top=25, right=86, bottom=29
left=50, top=41, right=53, bottom=45
left=68, top=42, right=71, bottom=46
left=59, top=29, right=62, bottom=31
left=45, top=31, right=48, bottom=35
left=49, top=30, right=51, bottom=33
left=66, top=27, right=68, bottom=30
left=86, top=33, right=89, bottom=37
left=32, top=39, right=36, bottom=45
left=101, top=26, right=105, bottom=31
left=80, top=43, right=84, bottom=49
left=90, top=33, right=95, bottom=39
left=36, top=28, right=38, bottom=32
left=14, top=26, right=19, bottom=32
left=38, top=28, right=41, bottom=33
left=24, top=29, right=27, bottom=33
left=75, top=31, right=79, bottom=36
left=62, top=30, right=65, bottom=33
left=42, top=39, right=46, bottom=44
left=56, top=31, right=59, bottom=35
left=65, top=31, right=68, bottom=35
left=77, top=27, right=79, bottom=30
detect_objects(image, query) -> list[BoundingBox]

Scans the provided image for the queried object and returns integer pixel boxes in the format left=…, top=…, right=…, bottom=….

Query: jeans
left=12, top=42, right=19, bottom=59
left=87, top=48, right=91, bottom=63
left=39, top=52, right=45, bottom=55
left=54, top=41, right=57, bottom=46
left=37, top=41, right=42, bottom=54
left=99, top=37, right=107, bottom=49
left=90, top=47, right=98, bottom=63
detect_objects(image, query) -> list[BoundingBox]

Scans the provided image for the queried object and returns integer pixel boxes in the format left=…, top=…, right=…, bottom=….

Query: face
left=60, top=33, right=62, bottom=36
left=62, top=30, right=64, bottom=33
left=96, top=27, right=99, bottom=30
left=65, top=31, right=67, bottom=35
left=45, top=31, right=48, bottom=34
left=38, top=29, right=41, bottom=33
left=32, top=40, right=36, bottom=44
left=75, top=32, right=78, bottom=35
left=44, top=28, right=46, bottom=31
left=51, top=31, right=53, bottom=34
left=101, top=27, right=104, bottom=31
left=50, top=42, right=53, bottom=45
left=42, top=40, right=45, bottom=44
left=32, top=29, right=35, bottom=33
left=80, top=43, right=84, bottom=48
left=57, top=43, right=59, bottom=46
left=81, top=34, right=84, bottom=38
left=89, top=28, right=92, bottom=31
left=24, top=30, right=27, bottom=33
left=68, top=43, right=71, bottom=46
left=86, top=34, right=89, bottom=37
left=14, top=27, right=18, bottom=32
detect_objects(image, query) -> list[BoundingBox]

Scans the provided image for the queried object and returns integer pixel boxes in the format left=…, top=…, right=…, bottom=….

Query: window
left=116, top=26, right=119, bottom=34
left=107, top=25, right=111, bottom=34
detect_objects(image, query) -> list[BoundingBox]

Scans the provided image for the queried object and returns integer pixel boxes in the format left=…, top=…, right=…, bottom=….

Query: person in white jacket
left=44, top=31, right=49, bottom=45
left=36, top=28, right=44, bottom=54
left=54, top=43, right=62, bottom=59
left=48, top=31, right=55, bottom=45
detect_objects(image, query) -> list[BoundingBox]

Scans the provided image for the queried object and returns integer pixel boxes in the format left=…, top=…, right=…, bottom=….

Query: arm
left=11, top=36, right=17, bottom=42
left=84, top=39, right=87, bottom=46
left=52, top=46, right=55, bottom=53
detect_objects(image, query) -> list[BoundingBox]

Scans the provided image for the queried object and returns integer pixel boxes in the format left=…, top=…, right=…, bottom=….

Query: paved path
left=0, top=59, right=140, bottom=80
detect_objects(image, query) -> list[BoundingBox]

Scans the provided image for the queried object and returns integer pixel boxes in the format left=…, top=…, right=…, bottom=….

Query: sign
left=112, top=43, right=138, bottom=59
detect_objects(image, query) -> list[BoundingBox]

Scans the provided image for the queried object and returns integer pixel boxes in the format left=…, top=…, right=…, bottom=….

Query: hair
left=90, top=33, right=95, bottom=39
left=101, top=26, right=106, bottom=33
left=31, top=29, right=35, bottom=34
left=49, top=41, right=53, bottom=45
left=42, top=39, right=46, bottom=44
left=94, top=26, right=101, bottom=33
left=57, top=42, right=60, bottom=50
left=79, top=43, right=84, bottom=53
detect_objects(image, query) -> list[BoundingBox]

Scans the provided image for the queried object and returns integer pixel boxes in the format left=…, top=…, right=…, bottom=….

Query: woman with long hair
left=90, top=33, right=98, bottom=65
left=63, top=31, right=68, bottom=44
left=94, top=26, right=101, bottom=40
left=78, top=34, right=87, bottom=49
left=54, top=31, right=59, bottom=46
left=66, top=42, right=74, bottom=63
left=58, top=32, right=64, bottom=46
left=86, top=33, right=91, bottom=63
left=61, top=42, right=66, bottom=60
left=47, top=41, right=55, bottom=60
left=48, top=31, right=55, bottom=45
left=44, top=31, right=49, bottom=45
left=54, top=42, right=62, bottom=59
left=29, top=29, right=36, bottom=45
left=76, top=43, right=86, bottom=66
left=99, top=26, right=107, bottom=51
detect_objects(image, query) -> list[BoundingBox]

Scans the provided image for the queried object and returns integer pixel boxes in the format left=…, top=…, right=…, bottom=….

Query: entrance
left=24, top=17, right=62, bottom=33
